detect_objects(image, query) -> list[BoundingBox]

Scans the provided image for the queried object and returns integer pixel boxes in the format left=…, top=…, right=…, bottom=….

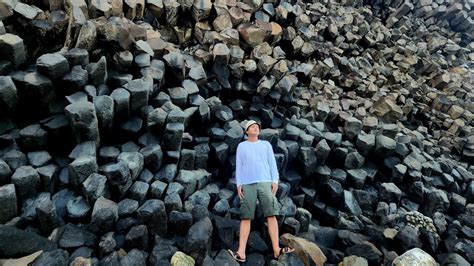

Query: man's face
left=246, top=123, right=260, bottom=136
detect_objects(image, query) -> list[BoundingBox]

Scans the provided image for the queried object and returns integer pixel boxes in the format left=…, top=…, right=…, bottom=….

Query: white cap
left=244, top=120, right=260, bottom=132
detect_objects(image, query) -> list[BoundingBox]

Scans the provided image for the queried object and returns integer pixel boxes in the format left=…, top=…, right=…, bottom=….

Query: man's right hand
left=237, top=185, right=244, bottom=199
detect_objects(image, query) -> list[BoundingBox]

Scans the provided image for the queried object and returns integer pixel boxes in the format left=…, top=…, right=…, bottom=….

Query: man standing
left=228, top=120, right=294, bottom=262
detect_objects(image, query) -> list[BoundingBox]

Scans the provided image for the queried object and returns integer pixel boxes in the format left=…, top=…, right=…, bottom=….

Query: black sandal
left=274, top=246, right=294, bottom=259
left=228, top=249, right=246, bottom=263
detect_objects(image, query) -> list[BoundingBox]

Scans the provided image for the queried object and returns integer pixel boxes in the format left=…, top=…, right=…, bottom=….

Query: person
left=228, top=120, right=294, bottom=263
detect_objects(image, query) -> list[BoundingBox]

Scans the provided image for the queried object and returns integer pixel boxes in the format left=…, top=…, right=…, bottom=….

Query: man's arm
left=267, top=142, right=279, bottom=184
left=236, top=144, right=242, bottom=187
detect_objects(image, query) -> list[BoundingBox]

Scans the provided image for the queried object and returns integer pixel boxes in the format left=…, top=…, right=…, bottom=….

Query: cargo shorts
left=240, top=182, right=280, bottom=220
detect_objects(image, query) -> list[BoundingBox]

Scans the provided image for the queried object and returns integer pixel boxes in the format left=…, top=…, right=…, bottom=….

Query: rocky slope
left=0, top=0, right=473, bottom=265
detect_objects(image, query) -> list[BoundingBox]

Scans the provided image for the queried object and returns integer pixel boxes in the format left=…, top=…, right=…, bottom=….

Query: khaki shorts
left=240, top=182, right=280, bottom=219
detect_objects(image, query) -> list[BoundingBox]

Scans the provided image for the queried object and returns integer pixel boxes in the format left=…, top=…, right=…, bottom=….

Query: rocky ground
left=0, top=0, right=473, bottom=265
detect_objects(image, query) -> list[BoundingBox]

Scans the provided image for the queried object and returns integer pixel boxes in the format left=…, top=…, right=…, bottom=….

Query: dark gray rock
left=91, top=196, right=118, bottom=233
left=62, top=66, right=88, bottom=92
left=168, top=210, right=193, bottom=235
left=163, top=123, right=184, bottom=151
left=65, top=101, right=100, bottom=146
left=0, top=76, right=18, bottom=112
left=64, top=48, right=89, bottom=67
left=11, top=165, right=40, bottom=200
left=379, top=182, right=403, bottom=204
left=110, top=88, right=131, bottom=121
left=36, top=197, right=62, bottom=235
left=102, top=161, right=133, bottom=199
left=374, top=135, right=396, bottom=159
left=0, top=184, right=17, bottom=223
left=118, top=198, right=139, bottom=218
left=82, top=173, right=108, bottom=205
left=149, top=241, right=178, bottom=265
left=344, top=151, right=365, bottom=169
left=19, top=124, right=48, bottom=150
left=94, top=95, right=114, bottom=132
left=150, top=180, right=167, bottom=199
left=126, top=78, right=152, bottom=114
left=118, top=152, right=144, bottom=181
left=68, top=155, right=98, bottom=188
left=3, top=150, right=27, bottom=171
left=343, top=190, right=362, bottom=216
left=315, top=139, right=331, bottom=164
left=37, top=53, right=69, bottom=79
left=0, top=159, right=12, bottom=184
left=0, top=33, right=26, bottom=67
left=99, top=232, right=116, bottom=257
left=32, top=249, right=69, bottom=266
left=86, top=56, right=107, bottom=86
left=27, top=151, right=52, bottom=168
left=176, top=170, right=197, bottom=199
left=347, top=169, right=367, bottom=189
left=99, top=146, right=120, bottom=164
left=183, top=217, right=213, bottom=265
left=164, top=193, right=182, bottom=213
left=69, top=141, right=96, bottom=159
left=422, top=188, right=450, bottom=216
left=125, top=224, right=149, bottom=250
left=127, top=181, right=149, bottom=203
left=52, top=189, right=75, bottom=220
left=140, top=144, right=163, bottom=173
left=395, top=226, right=422, bottom=251
left=137, top=199, right=167, bottom=236
left=66, top=196, right=90, bottom=222
left=0, top=225, right=57, bottom=257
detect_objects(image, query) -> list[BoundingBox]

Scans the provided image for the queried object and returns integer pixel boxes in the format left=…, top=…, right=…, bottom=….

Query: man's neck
left=247, top=135, right=259, bottom=142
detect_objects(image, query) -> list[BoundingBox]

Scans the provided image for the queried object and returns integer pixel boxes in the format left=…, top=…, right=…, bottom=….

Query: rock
left=344, top=117, right=362, bottom=140
left=392, top=247, right=436, bottom=266
left=11, top=166, right=41, bottom=200
left=374, top=135, right=396, bottom=159
left=32, top=249, right=69, bottom=266
left=342, top=255, right=368, bottom=266
left=94, top=95, right=114, bottom=132
left=19, top=124, right=48, bottom=151
left=0, top=76, right=18, bottom=112
left=396, top=226, right=422, bottom=251
left=280, top=233, right=327, bottom=266
left=379, top=183, right=403, bottom=204
left=118, top=152, right=144, bottom=181
left=422, top=188, right=450, bottom=216
left=66, top=196, right=90, bottom=222
left=127, top=181, right=149, bottom=203
left=137, top=199, right=167, bottom=236
left=36, top=53, right=69, bottom=79
left=68, top=155, right=98, bottom=188
left=0, top=184, right=17, bottom=223
left=183, top=217, right=213, bottom=265
left=192, top=0, right=212, bottom=21
left=345, top=242, right=383, bottom=265
left=91, top=196, right=118, bottom=233
left=344, top=151, right=365, bottom=169
left=0, top=225, right=57, bottom=257
left=441, top=253, right=470, bottom=266
left=171, top=251, right=195, bottom=266
left=213, top=249, right=239, bottom=266
left=36, top=197, right=62, bottom=235
left=238, top=22, right=271, bottom=47
left=86, top=56, right=107, bottom=86
left=65, top=101, right=100, bottom=146
left=27, top=151, right=52, bottom=168
left=59, top=223, right=97, bottom=249
left=0, top=33, right=26, bottom=67
left=125, top=224, right=148, bottom=250
left=102, top=161, right=132, bottom=199
left=82, top=173, right=108, bottom=205
left=344, top=190, right=362, bottom=216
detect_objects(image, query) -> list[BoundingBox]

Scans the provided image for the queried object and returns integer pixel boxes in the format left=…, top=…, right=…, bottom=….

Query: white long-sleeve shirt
left=235, top=140, right=279, bottom=186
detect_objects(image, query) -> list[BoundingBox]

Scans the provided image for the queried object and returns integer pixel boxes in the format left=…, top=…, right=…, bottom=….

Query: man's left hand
left=271, top=182, right=278, bottom=195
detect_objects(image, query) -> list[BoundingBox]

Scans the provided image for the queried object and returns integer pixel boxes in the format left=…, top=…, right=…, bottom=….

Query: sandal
left=228, top=249, right=246, bottom=263
left=274, top=246, right=294, bottom=259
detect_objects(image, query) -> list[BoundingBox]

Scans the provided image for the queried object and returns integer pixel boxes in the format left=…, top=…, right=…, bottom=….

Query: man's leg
left=237, top=219, right=251, bottom=258
left=267, top=215, right=281, bottom=258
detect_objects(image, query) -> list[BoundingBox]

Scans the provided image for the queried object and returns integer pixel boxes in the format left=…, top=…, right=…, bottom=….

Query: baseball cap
left=244, top=120, right=261, bottom=132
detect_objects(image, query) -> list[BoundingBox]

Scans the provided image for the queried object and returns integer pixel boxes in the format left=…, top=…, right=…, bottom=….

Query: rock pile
left=0, top=0, right=473, bottom=265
